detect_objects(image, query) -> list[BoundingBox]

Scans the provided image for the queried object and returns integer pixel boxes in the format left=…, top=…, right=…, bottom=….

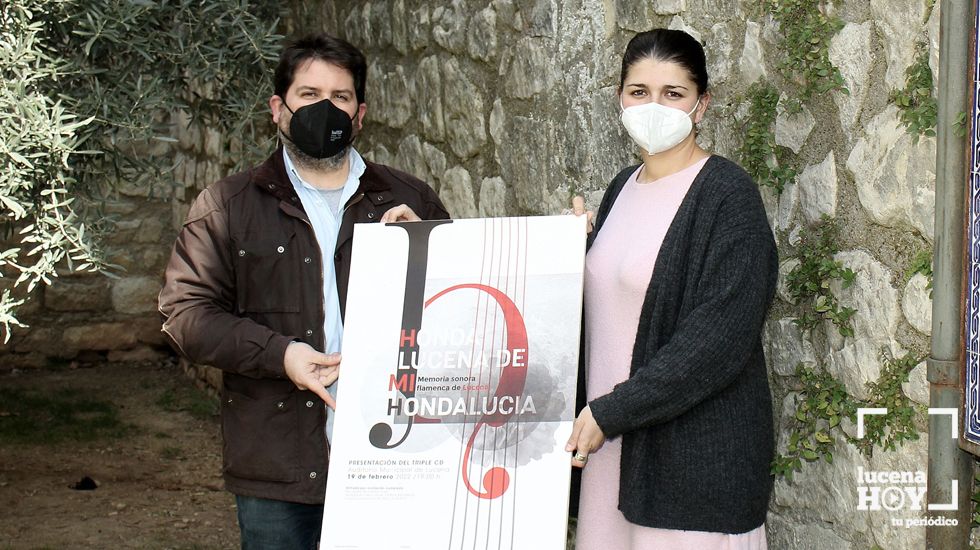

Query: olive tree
left=1, top=0, right=283, bottom=341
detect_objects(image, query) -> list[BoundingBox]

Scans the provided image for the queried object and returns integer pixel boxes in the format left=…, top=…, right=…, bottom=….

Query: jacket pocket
left=233, top=230, right=301, bottom=313
left=221, top=388, right=299, bottom=483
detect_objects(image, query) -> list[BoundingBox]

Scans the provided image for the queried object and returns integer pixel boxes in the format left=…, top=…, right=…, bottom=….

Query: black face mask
left=282, top=98, right=356, bottom=159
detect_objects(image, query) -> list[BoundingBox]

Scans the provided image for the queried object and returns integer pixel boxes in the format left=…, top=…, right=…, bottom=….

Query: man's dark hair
left=619, top=29, right=708, bottom=96
left=274, top=34, right=367, bottom=103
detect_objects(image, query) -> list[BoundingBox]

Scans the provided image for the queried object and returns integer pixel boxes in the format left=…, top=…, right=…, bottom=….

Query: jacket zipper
left=342, top=192, right=364, bottom=216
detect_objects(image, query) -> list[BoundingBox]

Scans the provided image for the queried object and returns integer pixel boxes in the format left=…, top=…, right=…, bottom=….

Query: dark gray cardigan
left=586, top=155, right=777, bottom=534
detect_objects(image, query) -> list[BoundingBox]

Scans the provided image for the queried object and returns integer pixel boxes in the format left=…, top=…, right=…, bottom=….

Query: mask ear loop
left=689, top=96, right=703, bottom=134
left=687, top=97, right=702, bottom=116
left=348, top=101, right=362, bottom=149
left=278, top=98, right=299, bottom=147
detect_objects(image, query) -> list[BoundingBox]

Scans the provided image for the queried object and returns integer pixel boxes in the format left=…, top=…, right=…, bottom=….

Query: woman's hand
left=565, top=196, right=594, bottom=234
left=565, top=405, right=605, bottom=468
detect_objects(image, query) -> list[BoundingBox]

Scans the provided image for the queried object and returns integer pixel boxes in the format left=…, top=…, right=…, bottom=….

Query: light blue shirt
left=283, top=147, right=365, bottom=442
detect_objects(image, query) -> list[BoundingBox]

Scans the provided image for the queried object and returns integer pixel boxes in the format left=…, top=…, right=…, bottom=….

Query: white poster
left=321, top=216, right=586, bottom=550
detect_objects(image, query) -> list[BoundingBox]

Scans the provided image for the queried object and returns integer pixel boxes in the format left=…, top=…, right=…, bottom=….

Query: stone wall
left=0, top=0, right=956, bottom=545
left=308, top=0, right=943, bottom=547
left=0, top=197, right=174, bottom=368
left=0, top=109, right=234, bottom=384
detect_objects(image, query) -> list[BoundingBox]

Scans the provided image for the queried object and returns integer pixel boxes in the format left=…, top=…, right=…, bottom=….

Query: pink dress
left=576, top=158, right=767, bottom=550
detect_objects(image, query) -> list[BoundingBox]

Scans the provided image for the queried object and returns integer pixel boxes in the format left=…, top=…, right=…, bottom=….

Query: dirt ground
left=0, top=358, right=239, bottom=549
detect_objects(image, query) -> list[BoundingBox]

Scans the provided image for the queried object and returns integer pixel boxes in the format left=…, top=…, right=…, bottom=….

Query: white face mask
left=620, top=98, right=700, bottom=155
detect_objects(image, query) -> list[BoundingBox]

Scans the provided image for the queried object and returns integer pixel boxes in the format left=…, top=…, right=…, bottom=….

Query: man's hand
left=565, top=405, right=605, bottom=468
left=570, top=196, right=595, bottom=234
left=283, top=342, right=340, bottom=408
left=380, top=204, right=421, bottom=223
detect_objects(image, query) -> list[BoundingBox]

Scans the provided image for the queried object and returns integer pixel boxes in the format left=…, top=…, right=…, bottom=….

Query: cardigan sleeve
left=588, top=181, right=778, bottom=438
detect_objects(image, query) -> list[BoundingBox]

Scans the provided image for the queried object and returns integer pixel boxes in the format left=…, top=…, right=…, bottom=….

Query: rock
left=365, top=62, right=386, bottom=126
left=822, top=250, right=902, bottom=400
left=416, top=57, right=445, bottom=142
left=776, top=179, right=798, bottom=232
left=359, top=3, right=377, bottom=48
left=828, top=22, right=872, bottom=138
left=775, top=95, right=815, bottom=153
left=174, top=110, right=199, bottom=151
left=467, top=6, right=498, bottom=62
left=63, top=322, right=139, bottom=351
left=479, top=177, right=507, bottom=217
left=584, top=85, right=635, bottom=186
left=386, top=66, right=413, bottom=129
left=524, top=0, right=554, bottom=37
left=390, top=0, right=409, bottom=55
left=777, top=258, right=800, bottom=304
left=765, top=318, right=817, bottom=376
left=369, top=2, right=391, bottom=49
left=422, top=143, right=448, bottom=191
left=408, top=5, right=431, bottom=51
left=767, top=512, right=857, bottom=550
left=797, top=152, right=838, bottom=224
left=902, top=272, right=932, bottom=335
left=846, top=106, right=936, bottom=241
left=667, top=16, right=701, bottom=43
left=111, top=276, right=161, bottom=315
left=614, top=0, right=651, bottom=32
left=866, top=434, right=928, bottom=549
left=136, top=216, right=167, bottom=244
left=773, top=426, right=872, bottom=529
left=440, top=166, right=478, bottom=219
left=442, top=59, right=487, bottom=158
left=44, top=279, right=111, bottom=312
left=343, top=5, right=368, bottom=49
left=738, top=21, right=766, bottom=85
left=432, top=0, right=467, bottom=54
left=654, top=0, right=686, bottom=15
left=493, top=0, right=519, bottom=30
left=108, top=346, right=168, bottom=363
left=902, top=360, right=929, bottom=406
left=870, top=0, right=928, bottom=90
left=106, top=245, right=167, bottom=274
left=707, top=23, right=734, bottom=85
left=103, top=200, right=139, bottom=216
left=367, top=144, right=394, bottom=167
left=497, top=115, right=555, bottom=214
left=489, top=99, right=505, bottom=146
left=134, top=316, right=167, bottom=346
left=13, top=327, right=65, bottom=356
left=394, top=135, right=428, bottom=183
left=172, top=202, right=189, bottom=234
left=117, top=179, right=154, bottom=199
left=927, top=3, right=940, bottom=87
left=504, top=38, right=553, bottom=99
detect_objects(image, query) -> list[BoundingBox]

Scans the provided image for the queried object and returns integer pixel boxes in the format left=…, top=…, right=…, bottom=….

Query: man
left=158, top=34, right=449, bottom=548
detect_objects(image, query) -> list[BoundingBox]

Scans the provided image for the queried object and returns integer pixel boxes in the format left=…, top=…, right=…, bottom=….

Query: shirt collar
left=283, top=147, right=365, bottom=211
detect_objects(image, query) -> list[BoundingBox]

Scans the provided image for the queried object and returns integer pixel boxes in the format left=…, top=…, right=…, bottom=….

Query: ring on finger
left=573, top=452, right=588, bottom=463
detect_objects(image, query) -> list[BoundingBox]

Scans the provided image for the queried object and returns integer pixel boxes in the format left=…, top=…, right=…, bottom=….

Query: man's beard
left=279, top=129, right=349, bottom=171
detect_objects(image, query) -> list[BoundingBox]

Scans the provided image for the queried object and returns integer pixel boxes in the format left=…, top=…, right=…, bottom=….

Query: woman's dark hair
left=619, top=29, right=708, bottom=95
left=274, top=34, right=367, bottom=103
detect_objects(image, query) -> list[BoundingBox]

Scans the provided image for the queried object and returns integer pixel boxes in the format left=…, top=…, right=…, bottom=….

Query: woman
left=565, top=29, right=777, bottom=549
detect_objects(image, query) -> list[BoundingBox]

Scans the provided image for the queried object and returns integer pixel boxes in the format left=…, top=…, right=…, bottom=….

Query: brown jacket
left=158, top=148, right=449, bottom=503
